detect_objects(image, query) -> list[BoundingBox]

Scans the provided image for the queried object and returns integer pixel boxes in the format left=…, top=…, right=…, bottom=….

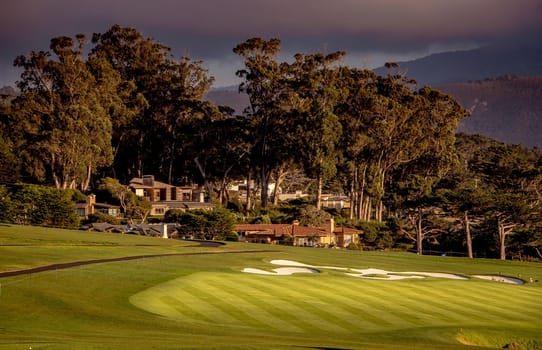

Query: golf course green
left=1, top=224, right=541, bottom=349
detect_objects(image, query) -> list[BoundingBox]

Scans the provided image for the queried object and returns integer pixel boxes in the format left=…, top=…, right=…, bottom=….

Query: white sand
left=244, top=260, right=523, bottom=284
left=346, top=272, right=425, bottom=281
left=399, top=271, right=469, bottom=280
left=270, top=260, right=312, bottom=267
left=242, top=267, right=319, bottom=275
left=472, top=275, right=524, bottom=285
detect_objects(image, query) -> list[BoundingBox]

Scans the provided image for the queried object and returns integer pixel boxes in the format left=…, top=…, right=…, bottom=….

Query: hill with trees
left=439, top=76, right=542, bottom=149
left=373, top=41, right=542, bottom=86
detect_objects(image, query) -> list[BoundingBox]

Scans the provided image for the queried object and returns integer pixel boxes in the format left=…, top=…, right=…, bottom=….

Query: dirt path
left=0, top=245, right=272, bottom=278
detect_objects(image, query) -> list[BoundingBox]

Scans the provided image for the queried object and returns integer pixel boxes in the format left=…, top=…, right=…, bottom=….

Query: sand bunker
left=243, top=260, right=523, bottom=284
left=242, top=267, right=319, bottom=275
left=472, top=275, right=524, bottom=285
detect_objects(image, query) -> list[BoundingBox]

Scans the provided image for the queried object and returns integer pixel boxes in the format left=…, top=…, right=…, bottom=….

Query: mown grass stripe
left=157, top=285, right=234, bottom=324
left=159, top=295, right=216, bottom=324
left=229, top=275, right=348, bottom=333
left=376, top=282, right=468, bottom=325
left=289, top=277, right=396, bottom=330
left=186, top=275, right=286, bottom=330
left=175, top=282, right=249, bottom=327
left=237, top=275, right=361, bottom=333
left=248, top=274, right=395, bottom=330
left=377, top=281, right=500, bottom=326
left=345, top=278, right=522, bottom=326
left=391, top=283, right=500, bottom=325
left=334, top=278, right=436, bottom=328
left=410, top=282, right=542, bottom=324
left=188, top=275, right=307, bottom=333
left=300, top=276, right=422, bottom=329
left=441, top=283, right=541, bottom=323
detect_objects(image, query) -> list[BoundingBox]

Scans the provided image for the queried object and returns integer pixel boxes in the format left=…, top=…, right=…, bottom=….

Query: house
left=321, top=195, right=351, bottom=209
left=234, top=219, right=362, bottom=247
left=76, top=194, right=120, bottom=219
left=129, top=175, right=212, bottom=216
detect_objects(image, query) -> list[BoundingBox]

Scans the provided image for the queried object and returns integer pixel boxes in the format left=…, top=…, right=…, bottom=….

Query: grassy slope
left=1, top=224, right=541, bottom=349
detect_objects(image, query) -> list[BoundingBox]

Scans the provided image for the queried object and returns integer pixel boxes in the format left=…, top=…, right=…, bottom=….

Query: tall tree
left=13, top=35, right=116, bottom=190
left=287, top=52, right=346, bottom=210
left=233, top=38, right=287, bottom=208
left=91, top=25, right=215, bottom=184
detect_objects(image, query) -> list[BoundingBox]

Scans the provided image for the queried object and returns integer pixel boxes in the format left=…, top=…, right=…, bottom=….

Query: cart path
left=0, top=248, right=273, bottom=278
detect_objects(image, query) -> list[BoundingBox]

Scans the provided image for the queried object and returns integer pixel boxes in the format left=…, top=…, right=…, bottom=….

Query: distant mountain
left=205, top=87, right=249, bottom=114
left=374, top=42, right=542, bottom=86
left=438, top=76, right=542, bottom=149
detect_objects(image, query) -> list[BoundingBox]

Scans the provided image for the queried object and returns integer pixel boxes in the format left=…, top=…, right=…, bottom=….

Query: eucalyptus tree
left=233, top=37, right=290, bottom=208
left=188, top=103, right=250, bottom=205
left=91, top=25, right=215, bottom=183
left=336, top=66, right=468, bottom=226
left=150, top=56, right=214, bottom=184
left=335, top=67, right=378, bottom=220
left=287, top=51, right=346, bottom=210
left=13, top=34, right=118, bottom=190
left=0, top=101, right=22, bottom=183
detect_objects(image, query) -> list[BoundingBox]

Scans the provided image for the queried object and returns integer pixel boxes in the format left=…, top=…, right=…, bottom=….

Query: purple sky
left=1, top=0, right=541, bottom=87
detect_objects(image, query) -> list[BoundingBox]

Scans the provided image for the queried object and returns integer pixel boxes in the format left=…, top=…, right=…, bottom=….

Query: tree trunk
left=167, top=147, right=174, bottom=185
left=194, top=157, right=213, bottom=203
left=348, top=180, right=358, bottom=220
left=416, top=207, right=423, bottom=255
left=81, top=163, right=92, bottom=192
left=498, top=220, right=506, bottom=261
left=358, top=165, right=367, bottom=220
left=464, top=211, right=473, bottom=259
left=260, top=166, right=269, bottom=208
left=316, top=172, right=323, bottom=210
left=272, top=167, right=288, bottom=206
left=245, top=172, right=252, bottom=213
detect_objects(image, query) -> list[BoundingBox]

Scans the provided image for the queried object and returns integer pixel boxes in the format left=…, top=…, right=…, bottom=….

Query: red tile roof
left=234, top=223, right=362, bottom=237
left=234, top=224, right=330, bottom=237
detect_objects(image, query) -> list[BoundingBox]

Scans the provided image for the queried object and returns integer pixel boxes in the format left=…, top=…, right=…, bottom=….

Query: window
left=154, top=208, right=165, bottom=215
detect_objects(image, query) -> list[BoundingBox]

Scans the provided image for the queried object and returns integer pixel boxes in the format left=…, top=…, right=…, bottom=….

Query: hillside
left=374, top=42, right=542, bottom=86
left=439, top=76, right=542, bottom=149
left=204, top=86, right=249, bottom=114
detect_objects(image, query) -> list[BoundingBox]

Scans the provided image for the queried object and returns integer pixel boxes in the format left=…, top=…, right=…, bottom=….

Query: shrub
left=7, top=184, right=80, bottom=228
left=86, top=213, right=121, bottom=225
left=224, top=231, right=239, bottom=242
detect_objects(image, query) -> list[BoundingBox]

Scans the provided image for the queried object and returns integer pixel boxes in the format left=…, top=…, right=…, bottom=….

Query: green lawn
left=1, top=224, right=541, bottom=349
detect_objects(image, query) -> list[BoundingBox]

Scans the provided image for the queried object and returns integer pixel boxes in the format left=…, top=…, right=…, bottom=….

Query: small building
left=321, top=195, right=351, bottom=209
left=234, top=219, right=361, bottom=247
left=76, top=194, right=120, bottom=219
left=129, top=175, right=212, bottom=216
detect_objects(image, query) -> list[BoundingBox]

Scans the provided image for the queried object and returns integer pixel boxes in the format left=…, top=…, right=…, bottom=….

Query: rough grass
left=1, top=224, right=541, bottom=349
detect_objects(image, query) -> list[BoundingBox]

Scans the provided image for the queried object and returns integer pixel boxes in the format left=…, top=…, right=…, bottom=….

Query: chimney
left=325, top=218, right=335, bottom=233
left=142, top=175, right=155, bottom=187
left=87, top=194, right=96, bottom=215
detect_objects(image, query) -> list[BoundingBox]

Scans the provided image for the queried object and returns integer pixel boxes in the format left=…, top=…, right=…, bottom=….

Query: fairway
left=131, top=261, right=541, bottom=349
left=1, top=225, right=541, bottom=349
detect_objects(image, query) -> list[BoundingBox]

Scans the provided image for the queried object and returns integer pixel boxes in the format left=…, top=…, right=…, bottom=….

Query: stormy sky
left=1, top=0, right=541, bottom=87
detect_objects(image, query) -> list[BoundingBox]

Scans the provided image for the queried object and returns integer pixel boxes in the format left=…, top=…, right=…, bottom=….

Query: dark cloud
left=2, top=0, right=541, bottom=87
